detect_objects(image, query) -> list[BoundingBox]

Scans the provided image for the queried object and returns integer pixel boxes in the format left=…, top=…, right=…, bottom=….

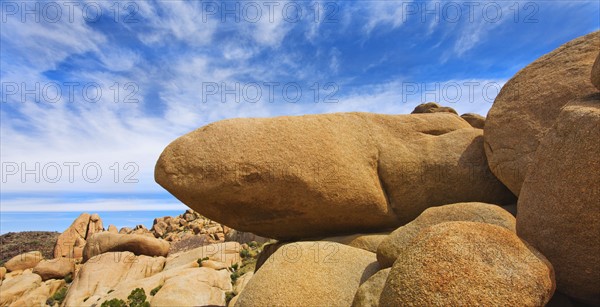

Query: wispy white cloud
left=362, top=0, right=412, bottom=35
left=0, top=197, right=186, bottom=212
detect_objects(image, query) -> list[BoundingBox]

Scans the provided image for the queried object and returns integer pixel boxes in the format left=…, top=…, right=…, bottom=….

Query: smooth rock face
left=237, top=242, right=380, bottom=306
left=321, top=232, right=389, bottom=253
left=351, top=268, right=390, bottom=307
left=11, top=278, right=65, bottom=307
left=380, top=222, right=555, bottom=306
left=460, top=113, right=486, bottom=129
left=156, top=112, right=514, bottom=239
left=0, top=273, right=42, bottom=306
left=32, top=258, right=74, bottom=280
left=225, top=230, right=270, bottom=245
left=151, top=267, right=232, bottom=306
left=107, top=224, right=118, bottom=233
left=164, top=242, right=241, bottom=270
left=411, top=102, right=458, bottom=115
left=592, top=52, right=600, bottom=90
left=63, top=252, right=166, bottom=306
left=377, top=202, right=516, bottom=268
left=4, top=251, right=43, bottom=272
left=484, top=31, right=600, bottom=195
left=82, top=232, right=170, bottom=262
left=233, top=272, right=254, bottom=294
left=0, top=267, right=5, bottom=280
left=54, top=212, right=103, bottom=258
left=517, top=101, right=600, bottom=305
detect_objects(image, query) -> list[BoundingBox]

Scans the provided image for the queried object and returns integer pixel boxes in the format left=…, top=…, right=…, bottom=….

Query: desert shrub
left=230, top=271, right=240, bottom=283
left=127, top=288, right=150, bottom=307
left=100, top=288, right=149, bottom=307
left=64, top=273, right=73, bottom=283
left=150, top=284, right=162, bottom=296
left=46, top=287, right=68, bottom=306
left=240, top=249, right=251, bottom=258
left=101, top=299, right=127, bottom=307
left=196, top=257, right=209, bottom=266
left=225, top=291, right=237, bottom=303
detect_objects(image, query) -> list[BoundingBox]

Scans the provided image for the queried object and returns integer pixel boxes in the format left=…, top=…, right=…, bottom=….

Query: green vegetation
left=239, top=248, right=251, bottom=258
left=150, top=284, right=162, bottom=296
left=64, top=273, right=73, bottom=284
left=127, top=288, right=150, bottom=307
left=101, top=299, right=127, bottom=307
left=225, top=291, right=237, bottom=303
left=196, top=256, right=209, bottom=266
left=46, top=287, right=68, bottom=306
left=100, top=288, right=149, bottom=307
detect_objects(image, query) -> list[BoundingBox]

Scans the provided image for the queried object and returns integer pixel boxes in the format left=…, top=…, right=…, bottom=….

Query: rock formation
left=156, top=112, right=515, bottom=239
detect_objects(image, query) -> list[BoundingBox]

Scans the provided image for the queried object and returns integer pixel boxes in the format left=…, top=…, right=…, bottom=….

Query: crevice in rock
left=419, top=129, right=451, bottom=136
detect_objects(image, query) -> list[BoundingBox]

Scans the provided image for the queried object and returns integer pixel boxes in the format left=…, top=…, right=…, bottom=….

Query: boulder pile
left=151, top=31, right=598, bottom=306
left=1, top=31, right=597, bottom=307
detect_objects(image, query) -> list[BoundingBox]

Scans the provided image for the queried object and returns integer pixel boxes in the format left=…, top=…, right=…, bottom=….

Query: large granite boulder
left=351, top=268, right=390, bottom=307
left=4, top=251, right=43, bottom=272
left=377, top=202, right=516, bottom=268
left=156, top=112, right=514, bottom=239
left=82, top=232, right=170, bottom=262
left=32, top=257, right=74, bottom=281
left=380, top=222, right=555, bottom=306
left=484, top=31, right=599, bottom=195
left=236, top=242, right=380, bottom=306
left=517, top=100, right=600, bottom=305
left=54, top=212, right=103, bottom=258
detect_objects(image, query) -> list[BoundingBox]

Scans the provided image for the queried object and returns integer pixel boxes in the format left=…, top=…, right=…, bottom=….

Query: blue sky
left=1, top=0, right=599, bottom=233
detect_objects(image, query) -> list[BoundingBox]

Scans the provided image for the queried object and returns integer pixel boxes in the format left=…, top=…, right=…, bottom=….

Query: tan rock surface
left=460, top=113, right=485, bottom=129
left=164, top=242, right=241, bottom=270
left=82, top=232, right=170, bottom=262
left=351, top=268, right=390, bottom=307
left=233, top=271, right=254, bottom=294
left=150, top=267, right=232, bottom=306
left=484, top=31, right=600, bottom=195
left=54, top=212, right=104, bottom=258
left=592, top=52, right=600, bottom=90
left=156, top=112, right=514, bottom=239
left=4, top=251, right=43, bottom=272
left=11, top=279, right=65, bottom=307
left=32, top=257, right=74, bottom=281
left=321, top=232, right=389, bottom=253
left=411, top=102, right=458, bottom=114
left=236, top=242, right=380, bottom=306
left=517, top=100, right=600, bottom=305
left=62, top=252, right=165, bottom=306
left=107, top=224, right=118, bottom=233
left=377, top=202, right=516, bottom=268
left=380, top=222, right=555, bottom=306
left=0, top=273, right=42, bottom=306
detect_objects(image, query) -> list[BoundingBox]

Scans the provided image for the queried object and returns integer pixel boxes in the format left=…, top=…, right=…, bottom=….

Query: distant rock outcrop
left=411, top=102, right=458, bottom=114
left=53, top=212, right=104, bottom=259
left=460, top=113, right=486, bottom=129
left=82, top=232, right=170, bottom=263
